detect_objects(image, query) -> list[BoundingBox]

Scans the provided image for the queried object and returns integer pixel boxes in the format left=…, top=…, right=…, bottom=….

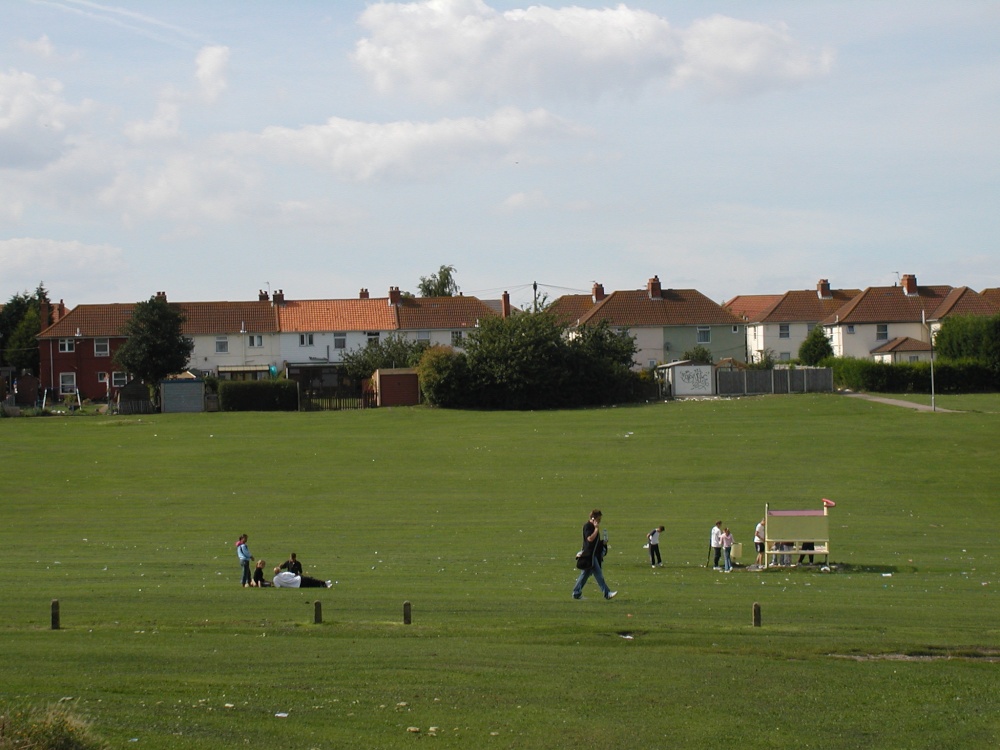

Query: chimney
left=647, top=275, right=662, bottom=299
left=272, top=289, right=285, bottom=304
left=388, top=286, right=401, bottom=306
left=901, top=274, right=918, bottom=297
left=592, top=283, right=606, bottom=303
left=258, top=289, right=269, bottom=302
left=817, top=279, right=831, bottom=299
left=501, top=291, right=511, bottom=319
left=359, top=288, right=369, bottom=299
left=155, top=291, right=167, bottom=302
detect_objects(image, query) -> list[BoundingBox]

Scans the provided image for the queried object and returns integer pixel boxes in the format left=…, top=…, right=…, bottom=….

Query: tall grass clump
left=0, top=703, right=107, bottom=750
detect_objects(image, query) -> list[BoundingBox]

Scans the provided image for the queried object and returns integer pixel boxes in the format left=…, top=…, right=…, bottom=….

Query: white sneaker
left=606, top=591, right=618, bottom=600
left=326, top=580, right=332, bottom=587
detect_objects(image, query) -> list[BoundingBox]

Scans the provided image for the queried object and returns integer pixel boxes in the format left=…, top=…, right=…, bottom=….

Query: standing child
left=236, top=534, right=253, bottom=587
left=647, top=525, right=665, bottom=567
left=721, top=527, right=734, bottom=572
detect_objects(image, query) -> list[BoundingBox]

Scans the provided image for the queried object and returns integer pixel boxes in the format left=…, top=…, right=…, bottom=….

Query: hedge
left=828, top=357, right=999, bottom=393
left=218, top=380, right=298, bottom=411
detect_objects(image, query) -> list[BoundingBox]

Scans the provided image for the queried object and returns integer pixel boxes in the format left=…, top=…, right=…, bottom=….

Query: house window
left=779, top=324, right=790, bottom=339
left=876, top=324, right=888, bottom=341
left=908, top=355, right=920, bottom=363
left=846, top=325, right=855, bottom=334
left=416, top=331, right=431, bottom=343
left=779, top=352, right=791, bottom=361
left=648, top=359, right=657, bottom=368
left=112, top=372, right=127, bottom=387
left=247, top=335, right=263, bottom=348
left=98, top=372, right=108, bottom=383
left=59, top=372, right=76, bottom=394
left=451, top=330, right=464, bottom=347
left=366, top=332, right=379, bottom=346
left=806, top=323, right=816, bottom=333
left=59, top=338, right=75, bottom=353
left=732, top=325, right=740, bottom=333
left=333, top=332, right=346, bottom=350
left=215, top=336, right=229, bottom=354
left=299, top=333, right=314, bottom=346
left=94, top=338, right=110, bottom=357
left=696, top=327, right=711, bottom=344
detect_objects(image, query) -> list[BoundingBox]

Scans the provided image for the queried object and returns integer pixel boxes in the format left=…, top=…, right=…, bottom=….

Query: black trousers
left=649, top=543, right=661, bottom=565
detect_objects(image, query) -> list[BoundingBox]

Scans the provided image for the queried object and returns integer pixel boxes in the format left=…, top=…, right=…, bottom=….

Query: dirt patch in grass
left=830, top=648, right=1000, bottom=662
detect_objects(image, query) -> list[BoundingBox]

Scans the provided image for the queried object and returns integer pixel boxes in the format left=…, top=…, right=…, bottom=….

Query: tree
left=6, top=308, right=42, bottom=375
left=340, top=334, right=428, bottom=382
left=114, top=296, right=194, bottom=393
left=566, top=321, right=638, bottom=405
left=936, top=314, right=1000, bottom=372
left=799, top=325, right=834, bottom=365
left=1, top=283, right=50, bottom=375
left=418, top=265, right=459, bottom=297
left=682, top=345, right=713, bottom=364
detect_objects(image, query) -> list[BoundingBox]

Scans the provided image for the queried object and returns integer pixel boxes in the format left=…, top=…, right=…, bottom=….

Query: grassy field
left=2, top=394, right=999, bottom=749
left=867, top=392, right=1000, bottom=413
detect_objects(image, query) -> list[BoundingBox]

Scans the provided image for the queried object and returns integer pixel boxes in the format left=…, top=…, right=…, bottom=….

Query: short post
left=314, top=601, right=322, bottom=624
left=51, top=599, right=60, bottom=630
left=403, top=600, right=412, bottom=625
left=752, top=601, right=761, bottom=627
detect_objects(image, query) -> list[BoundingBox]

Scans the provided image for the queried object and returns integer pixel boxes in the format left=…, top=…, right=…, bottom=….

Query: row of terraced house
left=33, top=273, right=1000, bottom=402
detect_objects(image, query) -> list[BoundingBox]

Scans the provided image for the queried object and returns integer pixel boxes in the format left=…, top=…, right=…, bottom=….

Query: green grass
left=868, top=392, right=1000, bottom=413
left=3, top=395, right=1000, bottom=748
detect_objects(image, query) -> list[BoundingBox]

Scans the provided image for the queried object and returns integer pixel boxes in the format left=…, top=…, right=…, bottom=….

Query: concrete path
left=841, top=392, right=956, bottom=412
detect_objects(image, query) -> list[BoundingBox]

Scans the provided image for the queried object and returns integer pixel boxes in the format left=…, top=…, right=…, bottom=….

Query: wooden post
left=314, top=601, right=322, bottom=624
left=51, top=599, right=60, bottom=630
left=403, top=600, right=412, bottom=625
left=752, top=601, right=761, bottom=627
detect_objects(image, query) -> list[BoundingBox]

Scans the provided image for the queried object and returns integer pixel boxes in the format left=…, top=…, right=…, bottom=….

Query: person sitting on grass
left=252, top=559, right=270, bottom=587
left=279, top=552, right=303, bottom=576
left=272, top=567, right=331, bottom=588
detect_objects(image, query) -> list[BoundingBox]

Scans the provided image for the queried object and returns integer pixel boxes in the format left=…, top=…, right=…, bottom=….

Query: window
left=806, top=323, right=816, bottom=333
left=696, top=327, right=711, bottom=344
left=451, top=330, right=464, bottom=347
left=112, top=371, right=127, bottom=387
left=779, top=324, right=790, bottom=339
left=779, top=352, right=791, bottom=361
left=908, top=355, right=920, bottom=363
left=59, top=372, right=76, bottom=394
left=416, top=331, right=431, bottom=343
left=648, top=359, right=657, bottom=368
left=366, top=332, right=379, bottom=346
left=215, top=336, right=229, bottom=354
left=732, top=325, right=740, bottom=333
left=333, top=332, right=346, bottom=350
left=299, top=333, right=314, bottom=346
left=846, top=325, right=855, bottom=334
left=247, top=335, right=263, bottom=348
left=876, top=324, right=888, bottom=341
left=94, top=338, right=110, bottom=357
left=58, top=338, right=75, bottom=353
left=98, top=372, right=108, bottom=383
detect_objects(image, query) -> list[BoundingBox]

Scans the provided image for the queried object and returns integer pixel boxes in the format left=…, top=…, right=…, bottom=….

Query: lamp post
left=923, top=309, right=936, bottom=412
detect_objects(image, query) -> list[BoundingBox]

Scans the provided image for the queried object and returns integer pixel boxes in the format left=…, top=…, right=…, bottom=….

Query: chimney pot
left=388, top=286, right=401, bottom=306
left=258, top=289, right=269, bottom=301
left=901, top=274, right=918, bottom=296
left=592, top=282, right=606, bottom=303
left=647, top=275, right=662, bottom=299
left=272, top=289, right=285, bottom=304
left=501, top=291, right=511, bottom=319
left=359, top=288, right=369, bottom=299
left=817, top=279, right=832, bottom=299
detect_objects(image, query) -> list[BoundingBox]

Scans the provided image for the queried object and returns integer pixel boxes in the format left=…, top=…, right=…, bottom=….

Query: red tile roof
left=753, top=288, right=861, bottom=323
left=396, top=295, right=498, bottom=330
left=980, top=288, right=1000, bottom=310
left=821, top=284, right=953, bottom=325
left=277, top=298, right=398, bottom=332
left=547, top=294, right=599, bottom=326
left=931, top=287, right=998, bottom=319
left=871, top=336, right=931, bottom=354
left=724, top=294, right=783, bottom=321
left=577, top=288, right=743, bottom=327
left=39, top=300, right=279, bottom=338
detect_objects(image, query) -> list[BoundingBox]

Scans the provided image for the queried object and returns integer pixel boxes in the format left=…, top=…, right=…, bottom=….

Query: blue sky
left=2, top=1, right=998, bottom=311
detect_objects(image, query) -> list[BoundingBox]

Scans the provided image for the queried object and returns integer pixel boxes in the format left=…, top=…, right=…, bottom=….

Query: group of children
left=235, top=534, right=331, bottom=588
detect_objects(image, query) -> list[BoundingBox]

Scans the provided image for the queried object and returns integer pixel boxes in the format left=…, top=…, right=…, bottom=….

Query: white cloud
left=123, top=98, right=180, bottom=142
left=353, top=0, right=831, bottom=102
left=0, top=69, right=91, bottom=169
left=18, top=34, right=56, bottom=59
left=1, top=236, right=122, bottom=273
left=196, top=45, right=230, bottom=103
left=497, top=190, right=549, bottom=213
left=247, top=107, right=581, bottom=181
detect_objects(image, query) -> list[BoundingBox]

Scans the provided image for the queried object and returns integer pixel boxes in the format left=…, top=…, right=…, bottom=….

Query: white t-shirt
left=272, top=571, right=301, bottom=588
left=648, top=529, right=660, bottom=545
left=710, top=525, right=723, bottom=548
left=754, top=522, right=766, bottom=543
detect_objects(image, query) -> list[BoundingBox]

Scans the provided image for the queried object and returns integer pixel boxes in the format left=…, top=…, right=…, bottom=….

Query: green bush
left=0, top=703, right=107, bottom=750
left=830, top=357, right=999, bottom=393
left=218, top=379, right=298, bottom=411
left=416, top=345, right=471, bottom=407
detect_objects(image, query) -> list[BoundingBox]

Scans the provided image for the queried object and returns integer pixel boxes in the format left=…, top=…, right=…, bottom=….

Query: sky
left=2, top=0, right=999, bottom=312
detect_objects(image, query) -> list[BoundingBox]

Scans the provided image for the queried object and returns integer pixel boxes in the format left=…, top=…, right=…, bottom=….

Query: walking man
left=754, top=518, right=766, bottom=567
left=573, top=509, right=617, bottom=600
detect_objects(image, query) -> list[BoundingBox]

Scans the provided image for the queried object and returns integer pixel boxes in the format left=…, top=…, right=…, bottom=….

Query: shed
left=373, top=368, right=420, bottom=407
left=161, top=378, right=206, bottom=413
left=655, top=361, right=715, bottom=398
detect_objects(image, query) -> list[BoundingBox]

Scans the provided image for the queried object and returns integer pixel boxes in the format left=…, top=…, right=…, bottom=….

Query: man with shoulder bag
left=572, top=509, right=617, bottom=600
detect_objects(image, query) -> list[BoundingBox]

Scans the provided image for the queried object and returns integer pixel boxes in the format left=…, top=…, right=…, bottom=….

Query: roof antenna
left=893, top=271, right=900, bottom=287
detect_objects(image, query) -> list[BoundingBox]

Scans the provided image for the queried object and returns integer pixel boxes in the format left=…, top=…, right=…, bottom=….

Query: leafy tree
left=566, top=321, right=638, bottom=405
left=416, top=345, right=470, bottom=407
left=799, top=325, right=834, bottom=365
left=418, top=264, right=459, bottom=297
left=340, top=334, right=427, bottom=382
left=936, top=314, right=1000, bottom=372
left=1, top=283, right=50, bottom=374
left=682, top=345, right=713, bottom=364
left=114, top=296, right=194, bottom=393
